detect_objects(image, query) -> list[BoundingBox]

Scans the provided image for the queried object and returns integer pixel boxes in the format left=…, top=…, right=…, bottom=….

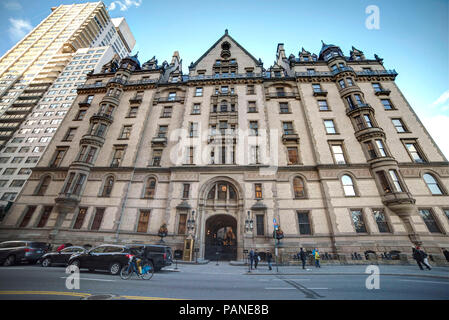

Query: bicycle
left=120, top=254, right=154, bottom=280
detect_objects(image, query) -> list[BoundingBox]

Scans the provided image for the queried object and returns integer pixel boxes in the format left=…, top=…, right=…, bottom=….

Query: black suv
left=68, top=244, right=172, bottom=275
left=0, top=241, right=49, bottom=266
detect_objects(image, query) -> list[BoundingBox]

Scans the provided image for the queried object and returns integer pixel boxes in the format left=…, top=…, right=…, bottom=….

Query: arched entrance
left=205, top=214, right=237, bottom=261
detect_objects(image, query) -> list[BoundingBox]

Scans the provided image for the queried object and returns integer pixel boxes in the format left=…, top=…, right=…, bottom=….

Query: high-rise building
left=0, top=1, right=135, bottom=145
left=1, top=31, right=448, bottom=265
left=0, top=2, right=135, bottom=207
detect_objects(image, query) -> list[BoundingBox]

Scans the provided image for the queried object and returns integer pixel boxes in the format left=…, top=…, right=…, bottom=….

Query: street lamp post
left=245, top=210, right=254, bottom=273
left=187, top=210, right=195, bottom=262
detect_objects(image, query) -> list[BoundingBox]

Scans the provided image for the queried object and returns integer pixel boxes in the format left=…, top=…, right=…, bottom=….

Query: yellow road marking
left=0, top=290, right=91, bottom=298
left=0, top=290, right=184, bottom=300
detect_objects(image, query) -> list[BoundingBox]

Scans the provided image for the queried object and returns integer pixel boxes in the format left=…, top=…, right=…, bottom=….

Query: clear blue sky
left=1, top=0, right=448, bottom=157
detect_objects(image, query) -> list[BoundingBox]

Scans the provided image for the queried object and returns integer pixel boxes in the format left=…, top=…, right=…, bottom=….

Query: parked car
left=39, top=246, right=86, bottom=267
left=68, top=244, right=173, bottom=275
left=0, top=241, right=49, bottom=266
left=129, top=244, right=173, bottom=272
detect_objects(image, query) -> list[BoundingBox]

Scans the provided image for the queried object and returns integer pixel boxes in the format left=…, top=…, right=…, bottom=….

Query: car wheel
left=42, top=258, right=52, bottom=267
left=4, top=255, right=15, bottom=266
left=109, top=262, right=121, bottom=275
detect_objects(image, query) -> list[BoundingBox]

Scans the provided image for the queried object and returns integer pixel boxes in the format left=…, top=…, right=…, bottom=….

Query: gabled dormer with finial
left=188, top=29, right=263, bottom=78
left=119, top=52, right=141, bottom=72
left=142, top=56, right=161, bottom=71
left=100, top=54, right=120, bottom=73
left=275, top=43, right=292, bottom=75
left=161, top=51, right=183, bottom=83
left=299, top=47, right=314, bottom=62
left=349, top=46, right=366, bottom=61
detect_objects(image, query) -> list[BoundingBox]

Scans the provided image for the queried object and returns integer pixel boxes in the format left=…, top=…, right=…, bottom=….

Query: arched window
left=206, top=182, right=237, bottom=202
left=143, top=177, right=156, bottom=199
left=35, top=176, right=51, bottom=196
left=341, top=175, right=356, bottom=196
left=293, top=177, right=305, bottom=198
left=423, top=173, right=444, bottom=195
left=101, top=176, right=114, bottom=197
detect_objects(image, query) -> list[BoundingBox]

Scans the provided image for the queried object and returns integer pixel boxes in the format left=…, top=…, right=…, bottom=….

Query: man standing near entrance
left=298, top=248, right=307, bottom=270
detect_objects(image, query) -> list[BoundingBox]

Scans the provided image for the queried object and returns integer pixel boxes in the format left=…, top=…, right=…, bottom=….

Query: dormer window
left=303, top=56, right=309, bottom=62
left=274, top=71, right=281, bottom=77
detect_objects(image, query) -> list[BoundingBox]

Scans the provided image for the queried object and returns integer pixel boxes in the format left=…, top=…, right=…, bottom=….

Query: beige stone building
left=1, top=31, right=448, bottom=263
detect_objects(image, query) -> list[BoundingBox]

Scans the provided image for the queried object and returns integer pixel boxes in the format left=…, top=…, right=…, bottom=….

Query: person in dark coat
left=266, top=250, right=273, bottom=271
left=254, top=249, right=259, bottom=269
left=298, top=248, right=307, bottom=269
left=248, top=249, right=255, bottom=270
left=412, top=246, right=431, bottom=270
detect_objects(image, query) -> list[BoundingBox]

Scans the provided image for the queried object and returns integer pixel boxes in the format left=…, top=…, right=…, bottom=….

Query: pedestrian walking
left=266, top=250, right=273, bottom=271
left=298, top=247, right=307, bottom=269
left=314, top=248, right=321, bottom=268
left=412, top=246, right=431, bottom=270
left=249, top=249, right=255, bottom=270
left=254, top=249, right=259, bottom=269
left=418, top=247, right=431, bottom=270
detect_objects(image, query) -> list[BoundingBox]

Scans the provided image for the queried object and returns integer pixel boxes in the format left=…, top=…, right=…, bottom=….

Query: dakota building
left=1, top=31, right=448, bottom=263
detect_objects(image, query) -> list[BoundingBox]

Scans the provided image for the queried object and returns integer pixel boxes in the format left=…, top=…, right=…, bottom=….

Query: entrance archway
left=205, top=214, right=237, bottom=261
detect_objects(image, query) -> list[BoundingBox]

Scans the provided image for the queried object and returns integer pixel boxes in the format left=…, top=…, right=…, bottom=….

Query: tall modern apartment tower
left=0, top=2, right=135, bottom=207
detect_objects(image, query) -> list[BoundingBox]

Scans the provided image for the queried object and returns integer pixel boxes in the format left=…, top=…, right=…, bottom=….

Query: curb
left=243, top=272, right=449, bottom=280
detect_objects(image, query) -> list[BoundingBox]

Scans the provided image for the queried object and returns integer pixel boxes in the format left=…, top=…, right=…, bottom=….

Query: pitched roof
left=189, top=29, right=262, bottom=69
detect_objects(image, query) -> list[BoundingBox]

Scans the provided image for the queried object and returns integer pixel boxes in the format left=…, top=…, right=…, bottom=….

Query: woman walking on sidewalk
left=266, top=250, right=273, bottom=271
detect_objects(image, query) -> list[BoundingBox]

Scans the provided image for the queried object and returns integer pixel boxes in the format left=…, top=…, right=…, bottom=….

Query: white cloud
left=3, top=1, right=22, bottom=10
left=433, top=90, right=449, bottom=106
left=108, top=0, right=142, bottom=11
left=421, top=115, right=449, bottom=160
left=8, top=18, right=32, bottom=41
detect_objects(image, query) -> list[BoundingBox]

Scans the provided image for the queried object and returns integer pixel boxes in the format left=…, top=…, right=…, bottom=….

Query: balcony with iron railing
left=374, top=89, right=391, bottom=96
left=346, top=103, right=374, bottom=116
left=313, top=89, right=328, bottom=97
left=151, top=135, right=168, bottom=146
left=107, top=77, right=127, bottom=86
left=153, top=95, right=185, bottom=104
left=331, top=66, right=355, bottom=76
left=267, top=92, right=299, bottom=99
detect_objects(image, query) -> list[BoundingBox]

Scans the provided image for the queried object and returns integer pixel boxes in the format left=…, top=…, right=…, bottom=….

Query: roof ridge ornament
left=225, top=29, right=228, bottom=35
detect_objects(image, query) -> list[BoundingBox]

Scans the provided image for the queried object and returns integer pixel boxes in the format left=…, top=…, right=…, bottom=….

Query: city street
left=0, top=263, right=448, bottom=300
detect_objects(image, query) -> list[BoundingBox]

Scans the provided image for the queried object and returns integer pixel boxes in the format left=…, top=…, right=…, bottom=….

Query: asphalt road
left=0, top=263, right=449, bottom=300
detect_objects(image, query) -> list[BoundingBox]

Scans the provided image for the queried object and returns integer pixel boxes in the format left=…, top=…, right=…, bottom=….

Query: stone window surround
left=348, top=208, right=371, bottom=234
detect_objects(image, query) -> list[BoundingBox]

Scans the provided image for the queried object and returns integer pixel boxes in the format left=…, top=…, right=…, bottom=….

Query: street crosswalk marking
left=60, top=276, right=116, bottom=282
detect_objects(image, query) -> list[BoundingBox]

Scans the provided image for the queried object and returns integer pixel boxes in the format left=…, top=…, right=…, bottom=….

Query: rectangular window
left=20, top=206, right=36, bottom=228
left=248, top=101, right=257, bottom=113
left=189, top=122, right=198, bottom=137
left=297, top=211, right=311, bottom=235
left=178, top=213, right=187, bottom=234
left=73, top=207, right=87, bottom=229
left=377, top=171, right=392, bottom=194
left=162, top=106, right=172, bottom=118
left=375, top=140, right=387, bottom=157
left=247, top=85, right=255, bottom=94
left=381, top=99, right=393, bottom=110
left=287, top=147, right=299, bottom=165
left=111, top=146, right=125, bottom=167
left=256, top=215, right=265, bottom=236
left=318, top=100, right=329, bottom=111
left=373, top=209, right=390, bottom=233
left=75, top=109, right=86, bottom=120
left=182, top=184, right=190, bottom=199
left=158, top=126, right=168, bottom=138
left=37, top=206, right=52, bottom=228
left=50, top=147, right=68, bottom=167
left=195, top=87, right=203, bottom=96
left=63, top=128, right=77, bottom=141
left=312, top=84, right=322, bottom=93
left=279, top=102, right=289, bottom=113
left=249, top=121, right=258, bottom=136
left=405, top=142, right=426, bottom=163
left=330, top=142, right=346, bottom=164
left=351, top=209, right=367, bottom=233
left=365, top=141, right=377, bottom=159
left=250, top=146, right=259, bottom=164
left=372, top=83, right=381, bottom=92
left=152, top=149, right=162, bottom=166
left=255, top=183, right=262, bottom=199
left=91, top=208, right=104, bottom=230
left=119, top=125, right=132, bottom=139
left=324, top=120, right=337, bottom=134
left=418, top=209, right=442, bottom=233
left=392, top=119, right=407, bottom=133
left=282, top=122, right=294, bottom=135
left=72, top=174, right=86, bottom=196
left=9, top=180, right=25, bottom=187
left=128, top=106, right=138, bottom=118
left=85, top=147, right=97, bottom=164
left=137, top=210, right=151, bottom=233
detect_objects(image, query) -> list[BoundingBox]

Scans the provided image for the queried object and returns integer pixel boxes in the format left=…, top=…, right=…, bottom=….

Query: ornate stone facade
left=1, top=31, right=448, bottom=263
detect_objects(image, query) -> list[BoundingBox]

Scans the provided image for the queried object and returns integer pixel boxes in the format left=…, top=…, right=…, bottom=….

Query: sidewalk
left=164, top=261, right=449, bottom=280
